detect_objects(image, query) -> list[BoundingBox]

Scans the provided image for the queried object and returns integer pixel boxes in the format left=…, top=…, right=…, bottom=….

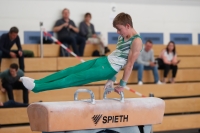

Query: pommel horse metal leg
left=28, top=88, right=165, bottom=133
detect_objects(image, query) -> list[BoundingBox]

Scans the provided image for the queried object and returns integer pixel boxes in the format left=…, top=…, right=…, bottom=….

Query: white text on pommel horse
left=103, top=115, right=128, bottom=124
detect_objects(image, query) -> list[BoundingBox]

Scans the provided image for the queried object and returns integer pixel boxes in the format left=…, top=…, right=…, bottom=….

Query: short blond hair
left=113, top=12, right=133, bottom=28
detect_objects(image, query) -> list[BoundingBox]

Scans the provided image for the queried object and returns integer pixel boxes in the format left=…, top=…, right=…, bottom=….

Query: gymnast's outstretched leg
left=31, top=57, right=104, bottom=84
left=21, top=57, right=117, bottom=93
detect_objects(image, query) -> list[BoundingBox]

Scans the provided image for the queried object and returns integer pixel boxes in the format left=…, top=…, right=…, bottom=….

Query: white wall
left=0, top=0, right=200, bottom=44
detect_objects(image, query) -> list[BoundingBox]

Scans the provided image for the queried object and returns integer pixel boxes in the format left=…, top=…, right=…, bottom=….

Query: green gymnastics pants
left=32, top=56, right=117, bottom=93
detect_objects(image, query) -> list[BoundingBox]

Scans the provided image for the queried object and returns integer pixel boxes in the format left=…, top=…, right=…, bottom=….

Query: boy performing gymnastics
left=20, top=12, right=143, bottom=94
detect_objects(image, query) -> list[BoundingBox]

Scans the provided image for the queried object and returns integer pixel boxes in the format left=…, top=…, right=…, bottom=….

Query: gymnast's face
left=115, top=24, right=129, bottom=38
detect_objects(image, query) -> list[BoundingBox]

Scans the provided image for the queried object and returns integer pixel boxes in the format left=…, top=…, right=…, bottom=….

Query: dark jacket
left=54, top=18, right=77, bottom=39
left=79, top=21, right=95, bottom=39
left=0, top=69, right=24, bottom=84
left=0, top=33, right=22, bottom=54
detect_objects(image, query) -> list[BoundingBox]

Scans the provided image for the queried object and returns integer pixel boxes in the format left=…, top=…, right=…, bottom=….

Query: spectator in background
left=0, top=27, right=25, bottom=71
left=156, top=41, right=180, bottom=83
left=133, top=40, right=162, bottom=85
left=79, top=12, right=110, bottom=55
left=53, top=8, right=86, bottom=56
left=0, top=63, right=28, bottom=104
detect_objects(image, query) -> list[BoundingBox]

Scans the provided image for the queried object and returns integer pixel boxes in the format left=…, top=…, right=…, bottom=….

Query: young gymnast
left=20, top=12, right=143, bottom=94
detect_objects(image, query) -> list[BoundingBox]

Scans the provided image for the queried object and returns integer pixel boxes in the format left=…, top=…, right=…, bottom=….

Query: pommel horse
left=27, top=88, right=165, bottom=133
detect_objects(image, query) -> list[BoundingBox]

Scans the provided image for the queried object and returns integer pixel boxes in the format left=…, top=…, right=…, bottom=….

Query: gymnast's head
left=113, top=12, right=133, bottom=37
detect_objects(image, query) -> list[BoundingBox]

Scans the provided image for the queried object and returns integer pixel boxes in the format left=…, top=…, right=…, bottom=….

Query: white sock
left=20, top=77, right=34, bottom=82
left=20, top=77, right=35, bottom=91
left=28, top=77, right=35, bottom=82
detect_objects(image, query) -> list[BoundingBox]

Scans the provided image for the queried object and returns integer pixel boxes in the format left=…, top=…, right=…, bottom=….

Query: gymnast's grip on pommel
left=103, top=88, right=124, bottom=103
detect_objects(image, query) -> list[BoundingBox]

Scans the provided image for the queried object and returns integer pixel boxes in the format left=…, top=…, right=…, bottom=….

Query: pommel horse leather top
left=27, top=89, right=165, bottom=132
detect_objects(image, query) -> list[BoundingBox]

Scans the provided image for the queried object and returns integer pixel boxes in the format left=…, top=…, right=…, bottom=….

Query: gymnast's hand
left=114, top=85, right=124, bottom=94
left=104, top=80, right=114, bottom=94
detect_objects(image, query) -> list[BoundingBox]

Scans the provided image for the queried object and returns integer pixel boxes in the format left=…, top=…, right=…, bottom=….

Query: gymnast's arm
left=122, top=38, right=142, bottom=82
left=114, top=38, right=142, bottom=93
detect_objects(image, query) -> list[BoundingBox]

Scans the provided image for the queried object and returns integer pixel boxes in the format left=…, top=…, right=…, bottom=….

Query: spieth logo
left=92, top=114, right=103, bottom=125
left=92, top=114, right=128, bottom=126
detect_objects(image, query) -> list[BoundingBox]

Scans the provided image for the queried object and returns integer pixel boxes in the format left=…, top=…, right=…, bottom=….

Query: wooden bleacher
left=0, top=44, right=200, bottom=133
left=11, top=44, right=200, bottom=57
left=1, top=82, right=200, bottom=104
left=11, top=44, right=99, bottom=57
left=2, top=56, right=200, bottom=71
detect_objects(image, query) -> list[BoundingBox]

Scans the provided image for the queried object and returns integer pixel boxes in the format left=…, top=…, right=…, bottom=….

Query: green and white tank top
left=108, top=34, right=141, bottom=72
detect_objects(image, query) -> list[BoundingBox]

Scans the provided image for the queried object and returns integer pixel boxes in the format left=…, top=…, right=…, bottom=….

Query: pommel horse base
left=27, top=89, right=165, bottom=133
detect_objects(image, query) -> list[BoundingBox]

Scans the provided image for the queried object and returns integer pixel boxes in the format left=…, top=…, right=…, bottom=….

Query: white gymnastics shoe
left=20, top=77, right=35, bottom=91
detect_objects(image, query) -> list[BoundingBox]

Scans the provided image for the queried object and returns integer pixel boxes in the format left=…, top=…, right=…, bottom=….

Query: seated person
left=0, top=63, right=28, bottom=103
left=156, top=41, right=180, bottom=83
left=0, top=27, right=25, bottom=71
left=79, top=12, right=110, bottom=55
left=133, top=40, right=162, bottom=85
left=53, top=8, right=86, bottom=56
